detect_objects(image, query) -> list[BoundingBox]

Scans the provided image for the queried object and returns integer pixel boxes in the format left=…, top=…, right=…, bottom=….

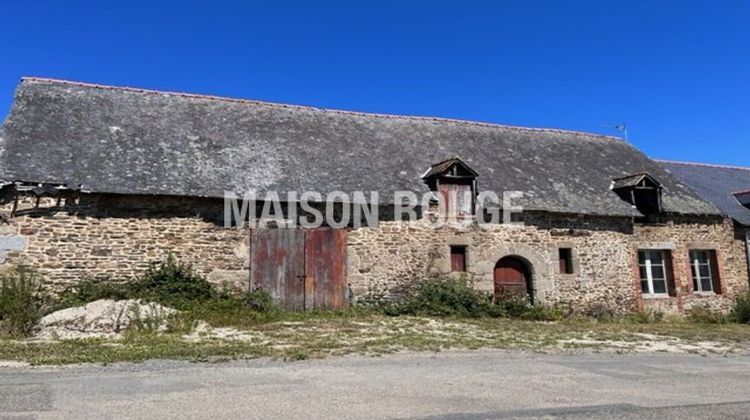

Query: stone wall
left=1, top=191, right=747, bottom=315
left=0, top=194, right=250, bottom=290
left=632, top=217, right=749, bottom=314
left=347, top=213, right=750, bottom=315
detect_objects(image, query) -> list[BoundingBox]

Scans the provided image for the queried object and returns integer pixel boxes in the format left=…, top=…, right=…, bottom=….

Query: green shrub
left=50, top=257, right=280, bottom=323
left=240, top=289, right=277, bottom=313
left=490, top=292, right=562, bottom=321
left=0, top=267, right=46, bottom=338
left=376, top=300, right=408, bottom=317
left=492, top=291, right=531, bottom=318
left=688, top=305, right=727, bottom=324
left=389, top=276, right=492, bottom=317
left=730, top=292, right=750, bottom=324
left=178, top=288, right=279, bottom=329
left=55, top=277, right=130, bottom=309
left=376, top=276, right=561, bottom=320
left=624, top=310, right=664, bottom=324
left=129, top=255, right=215, bottom=309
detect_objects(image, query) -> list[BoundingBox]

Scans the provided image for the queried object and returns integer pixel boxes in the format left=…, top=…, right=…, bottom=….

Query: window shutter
left=450, top=246, right=466, bottom=272
left=559, top=257, right=568, bottom=275
left=710, top=251, right=722, bottom=294
left=665, top=252, right=677, bottom=297
left=558, top=248, right=573, bottom=274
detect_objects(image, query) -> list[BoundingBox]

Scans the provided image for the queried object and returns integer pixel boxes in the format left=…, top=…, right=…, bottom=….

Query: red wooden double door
left=250, top=228, right=347, bottom=311
left=493, top=257, right=533, bottom=303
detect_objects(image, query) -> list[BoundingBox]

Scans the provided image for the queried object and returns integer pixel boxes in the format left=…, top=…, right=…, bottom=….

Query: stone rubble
left=36, top=299, right=177, bottom=340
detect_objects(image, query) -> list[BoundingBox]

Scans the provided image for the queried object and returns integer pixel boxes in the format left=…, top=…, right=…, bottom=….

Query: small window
left=422, top=157, right=478, bottom=218
left=612, top=174, right=663, bottom=217
left=689, top=250, right=720, bottom=294
left=558, top=248, right=574, bottom=274
left=638, top=250, right=675, bottom=297
left=450, top=246, right=467, bottom=272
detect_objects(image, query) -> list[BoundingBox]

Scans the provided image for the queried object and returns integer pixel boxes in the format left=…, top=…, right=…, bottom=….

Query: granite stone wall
left=0, top=194, right=250, bottom=290
left=1, top=192, right=747, bottom=315
left=631, top=217, right=749, bottom=314
left=347, top=214, right=750, bottom=315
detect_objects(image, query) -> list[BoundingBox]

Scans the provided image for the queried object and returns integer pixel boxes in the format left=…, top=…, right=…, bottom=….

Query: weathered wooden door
left=251, top=228, right=347, bottom=311
left=251, top=229, right=306, bottom=311
left=494, top=257, right=532, bottom=302
left=304, top=229, right=347, bottom=310
left=438, top=183, right=473, bottom=216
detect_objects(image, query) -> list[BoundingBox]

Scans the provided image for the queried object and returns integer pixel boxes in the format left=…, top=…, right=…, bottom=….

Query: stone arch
left=489, top=245, right=553, bottom=304
left=494, top=255, right=534, bottom=302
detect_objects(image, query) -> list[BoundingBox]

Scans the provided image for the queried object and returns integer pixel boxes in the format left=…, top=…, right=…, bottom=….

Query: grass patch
left=2, top=257, right=750, bottom=365
left=2, top=315, right=749, bottom=365
left=0, top=335, right=265, bottom=365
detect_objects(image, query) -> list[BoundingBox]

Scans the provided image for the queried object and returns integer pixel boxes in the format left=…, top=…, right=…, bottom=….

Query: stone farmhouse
left=660, top=160, right=750, bottom=287
left=0, top=77, right=748, bottom=315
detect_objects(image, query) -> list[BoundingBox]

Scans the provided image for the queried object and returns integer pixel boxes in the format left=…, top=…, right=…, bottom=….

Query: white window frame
left=690, top=250, right=715, bottom=294
left=638, top=250, right=670, bottom=297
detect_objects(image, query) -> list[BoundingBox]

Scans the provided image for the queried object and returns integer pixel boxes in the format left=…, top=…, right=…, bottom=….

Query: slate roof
left=0, top=77, right=720, bottom=217
left=735, top=191, right=750, bottom=207
left=611, top=173, right=656, bottom=190
left=660, top=160, right=750, bottom=225
left=421, top=156, right=478, bottom=179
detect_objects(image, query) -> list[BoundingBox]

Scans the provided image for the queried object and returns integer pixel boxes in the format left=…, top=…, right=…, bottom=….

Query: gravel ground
left=1, top=350, right=750, bottom=419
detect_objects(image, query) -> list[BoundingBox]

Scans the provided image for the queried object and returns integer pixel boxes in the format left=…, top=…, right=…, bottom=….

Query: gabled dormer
left=612, top=173, right=663, bottom=216
left=734, top=190, right=750, bottom=209
left=422, top=156, right=478, bottom=216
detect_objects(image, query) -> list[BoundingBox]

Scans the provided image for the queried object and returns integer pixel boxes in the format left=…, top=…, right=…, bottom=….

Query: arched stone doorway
left=494, top=256, right=534, bottom=303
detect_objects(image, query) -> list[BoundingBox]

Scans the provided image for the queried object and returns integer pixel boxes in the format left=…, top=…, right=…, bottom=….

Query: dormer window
left=422, top=156, right=478, bottom=217
left=612, top=173, right=663, bottom=216
left=734, top=190, right=750, bottom=209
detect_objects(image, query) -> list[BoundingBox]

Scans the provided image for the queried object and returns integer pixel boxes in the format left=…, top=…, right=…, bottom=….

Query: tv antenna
left=601, top=123, right=629, bottom=141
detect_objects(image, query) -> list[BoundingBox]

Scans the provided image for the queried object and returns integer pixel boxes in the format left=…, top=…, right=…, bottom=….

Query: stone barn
left=0, top=77, right=748, bottom=314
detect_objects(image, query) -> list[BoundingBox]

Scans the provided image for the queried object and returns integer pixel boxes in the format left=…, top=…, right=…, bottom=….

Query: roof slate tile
left=0, top=78, right=720, bottom=217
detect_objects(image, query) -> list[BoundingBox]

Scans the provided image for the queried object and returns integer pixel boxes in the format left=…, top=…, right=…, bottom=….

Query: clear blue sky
left=1, top=0, right=748, bottom=165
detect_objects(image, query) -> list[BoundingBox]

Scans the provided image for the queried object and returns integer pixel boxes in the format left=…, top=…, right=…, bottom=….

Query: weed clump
left=396, top=276, right=491, bottom=317
left=378, top=276, right=561, bottom=321
left=0, top=266, right=48, bottom=338
left=128, top=255, right=215, bottom=310
left=52, top=256, right=278, bottom=329
left=55, top=277, right=130, bottom=310
left=687, top=305, right=727, bottom=324
left=731, top=292, right=750, bottom=324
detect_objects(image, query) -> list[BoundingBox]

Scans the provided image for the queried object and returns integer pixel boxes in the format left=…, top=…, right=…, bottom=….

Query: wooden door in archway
left=494, top=257, right=533, bottom=302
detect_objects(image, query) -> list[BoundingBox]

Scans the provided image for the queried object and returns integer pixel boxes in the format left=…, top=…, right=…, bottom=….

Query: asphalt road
left=2, top=350, right=750, bottom=419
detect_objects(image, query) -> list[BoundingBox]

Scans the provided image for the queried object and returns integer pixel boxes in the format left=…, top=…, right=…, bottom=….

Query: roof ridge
left=657, top=159, right=750, bottom=172
left=20, top=76, right=624, bottom=141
